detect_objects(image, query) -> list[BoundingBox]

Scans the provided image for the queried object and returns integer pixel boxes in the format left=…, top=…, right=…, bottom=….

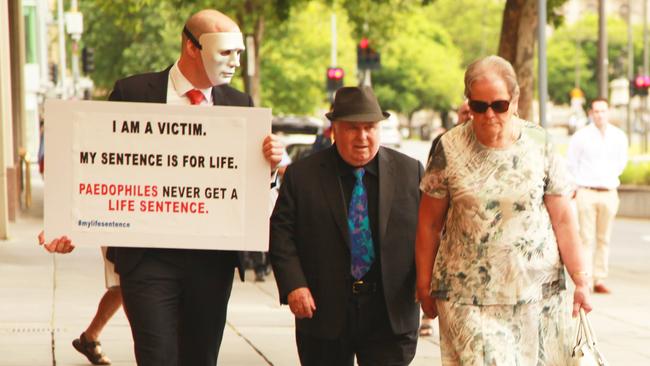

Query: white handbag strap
left=579, top=308, right=598, bottom=346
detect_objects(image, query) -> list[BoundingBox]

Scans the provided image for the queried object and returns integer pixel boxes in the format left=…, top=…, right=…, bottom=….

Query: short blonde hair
left=464, top=55, right=520, bottom=100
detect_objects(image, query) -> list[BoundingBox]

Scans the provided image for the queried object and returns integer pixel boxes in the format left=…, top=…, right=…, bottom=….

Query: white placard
left=44, top=99, right=271, bottom=251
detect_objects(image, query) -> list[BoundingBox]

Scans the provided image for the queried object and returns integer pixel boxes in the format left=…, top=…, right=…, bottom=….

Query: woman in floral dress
left=415, top=55, right=592, bottom=365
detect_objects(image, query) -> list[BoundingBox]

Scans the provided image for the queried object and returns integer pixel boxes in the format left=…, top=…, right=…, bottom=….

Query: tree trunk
left=498, top=0, right=538, bottom=121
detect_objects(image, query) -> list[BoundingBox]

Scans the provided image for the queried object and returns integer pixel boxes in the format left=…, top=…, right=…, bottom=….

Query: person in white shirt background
left=567, top=97, right=628, bottom=294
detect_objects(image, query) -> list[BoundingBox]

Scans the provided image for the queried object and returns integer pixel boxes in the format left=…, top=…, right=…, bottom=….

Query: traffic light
left=327, top=67, right=344, bottom=92
left=82, top=47, right=95, bottom=74
left=632, top=75, right=650, bottom=97
left=357, top=38, right=381, bottom=70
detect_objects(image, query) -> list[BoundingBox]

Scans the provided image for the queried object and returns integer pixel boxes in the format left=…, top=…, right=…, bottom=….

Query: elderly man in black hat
left=270, top=86, right=423, bottom=365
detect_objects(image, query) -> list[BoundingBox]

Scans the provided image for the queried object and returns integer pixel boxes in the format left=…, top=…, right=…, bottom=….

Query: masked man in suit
left=104, top=9, right=281, bottom=366
left=270, top=86, right=422, bottom=365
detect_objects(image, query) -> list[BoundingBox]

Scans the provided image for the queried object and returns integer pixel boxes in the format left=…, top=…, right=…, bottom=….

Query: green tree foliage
left=79, top=1, right=188, bottom=95
left=77, top=0, right=468, bottom=117
left=372, top=9, right=465, bottom=115
left=260, top=2, right=356, bottom=114
left=547, top=14, right=644, bottom=104
left=335, top=1, right=465, bottom=114
left=426, top=0, right=503, bottom=66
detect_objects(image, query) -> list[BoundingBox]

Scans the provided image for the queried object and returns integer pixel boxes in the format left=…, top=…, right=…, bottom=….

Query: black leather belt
left=581, top=186, right=611, bottom=192
left=352, top=280, right=377, bottom=295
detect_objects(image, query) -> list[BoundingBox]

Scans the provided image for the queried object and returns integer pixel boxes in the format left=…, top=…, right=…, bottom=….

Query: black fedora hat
left=325, top=86, right=390, bottom=122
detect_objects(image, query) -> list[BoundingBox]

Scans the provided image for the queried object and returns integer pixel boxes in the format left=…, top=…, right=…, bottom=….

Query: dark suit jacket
left=106, top=66, right=252, bottom=281
left=270, top=146, right=423, bottom=338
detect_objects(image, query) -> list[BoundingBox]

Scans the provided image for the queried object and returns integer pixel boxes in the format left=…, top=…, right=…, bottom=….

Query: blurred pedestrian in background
left=416, top=55, right=592, bottom=365
left=567, top=98, right=628, bottom=294
left=38, top=232, right=120, bottom=365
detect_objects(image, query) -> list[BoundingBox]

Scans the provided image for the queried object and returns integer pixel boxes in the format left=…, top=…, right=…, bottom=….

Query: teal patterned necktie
left=348, top=168, right=375, bottom=279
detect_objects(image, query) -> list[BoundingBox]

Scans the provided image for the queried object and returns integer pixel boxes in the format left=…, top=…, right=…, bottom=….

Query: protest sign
left=44, top=99, right=271, bottom=251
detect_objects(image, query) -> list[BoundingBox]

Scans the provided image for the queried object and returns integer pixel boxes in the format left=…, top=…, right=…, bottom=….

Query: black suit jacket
left=270, top=146, right=423, bottom=338
left=106, top=66, right=252, bottom=281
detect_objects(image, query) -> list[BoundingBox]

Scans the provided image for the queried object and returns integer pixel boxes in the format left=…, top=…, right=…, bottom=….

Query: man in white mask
left=42, top=9, right=283, bottom=366
left=184, top=26, right=245, bottom=86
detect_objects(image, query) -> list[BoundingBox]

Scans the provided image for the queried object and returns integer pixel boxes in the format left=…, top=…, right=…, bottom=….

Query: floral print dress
left=420, top=118, right=575, bottom=366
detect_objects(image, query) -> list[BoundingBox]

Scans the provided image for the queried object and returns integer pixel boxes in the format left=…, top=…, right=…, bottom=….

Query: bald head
left=177, top=9, right=244, bottom=89
left=184, top=9, right=240, bottom=40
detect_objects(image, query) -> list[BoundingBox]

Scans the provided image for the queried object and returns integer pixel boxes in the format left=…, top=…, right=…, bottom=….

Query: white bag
left=572, top=309, right=609, bottom=366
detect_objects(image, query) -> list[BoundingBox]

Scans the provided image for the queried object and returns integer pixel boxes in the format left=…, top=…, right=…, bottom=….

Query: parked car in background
left=381, top=112, right=402, bottom=148
left=272, top=115, right=323, bottom=162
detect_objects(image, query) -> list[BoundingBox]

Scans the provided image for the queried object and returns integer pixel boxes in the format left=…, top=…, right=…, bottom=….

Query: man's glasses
left=468, top=100, right=510, bottom=114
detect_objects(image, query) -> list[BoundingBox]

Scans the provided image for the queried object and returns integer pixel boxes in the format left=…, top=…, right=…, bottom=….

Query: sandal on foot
left=419, top=324, right=433, bottom=337
left=72, top=332, right=111, bottom=365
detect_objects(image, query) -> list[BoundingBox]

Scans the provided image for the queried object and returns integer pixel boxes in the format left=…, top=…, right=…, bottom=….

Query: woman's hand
left=572, top=283, right=593, bottom=317
left=38, top=230, right=75, bottom=254
left=417, top=287, right=438, bottom=319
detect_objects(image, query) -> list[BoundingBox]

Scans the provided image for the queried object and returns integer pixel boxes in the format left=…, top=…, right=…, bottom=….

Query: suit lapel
left=319, top=148, right=350, bottom=248
left=146, top=67, right=170, bottom=103
left=212, top=85, right=235, bottom=106
left=377, top=147, right=395, bottom=249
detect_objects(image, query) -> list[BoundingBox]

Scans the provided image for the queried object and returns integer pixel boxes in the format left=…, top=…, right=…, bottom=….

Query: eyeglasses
left=468, top=100, right=510, bottom=114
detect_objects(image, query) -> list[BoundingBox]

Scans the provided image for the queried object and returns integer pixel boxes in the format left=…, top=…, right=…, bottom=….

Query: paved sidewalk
left=1, top=175, right=649, bottom=365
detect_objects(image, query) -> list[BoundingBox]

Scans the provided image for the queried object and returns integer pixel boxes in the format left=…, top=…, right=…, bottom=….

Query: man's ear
left=184, top=39, right=201, bottom=59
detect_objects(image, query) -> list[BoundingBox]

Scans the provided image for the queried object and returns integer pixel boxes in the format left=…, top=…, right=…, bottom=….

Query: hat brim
left=325, top=111, right=390, bottom=122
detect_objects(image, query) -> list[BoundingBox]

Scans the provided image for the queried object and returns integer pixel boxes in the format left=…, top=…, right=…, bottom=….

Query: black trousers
left=296, top=289, right=417, bottom=366
left=120, top=250, right=236, bottom=366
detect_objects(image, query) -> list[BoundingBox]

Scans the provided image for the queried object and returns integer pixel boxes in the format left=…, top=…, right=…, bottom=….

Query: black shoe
left=72, top=332, right=111, bottom=365
left=255, top=271, right=265, bottom=282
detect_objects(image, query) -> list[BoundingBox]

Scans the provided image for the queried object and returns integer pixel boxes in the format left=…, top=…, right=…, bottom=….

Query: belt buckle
left=352, top=280, right=364, bottom=294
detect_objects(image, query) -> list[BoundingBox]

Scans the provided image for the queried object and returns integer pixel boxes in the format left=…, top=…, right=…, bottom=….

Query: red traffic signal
left=634, top=75, right=650, bottom=89
left=326, top=67, right=344, bottom=92
left=357, top=39, right=380, bottom=70
left=359, top=38, right=369, bottom=49
left=327, top=67, right=344, bottom=80
left=632, top=75, right=650, bottom=96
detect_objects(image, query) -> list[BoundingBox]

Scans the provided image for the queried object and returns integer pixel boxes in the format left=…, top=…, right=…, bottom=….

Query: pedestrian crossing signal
left=327, top=67, right=344, bottom=92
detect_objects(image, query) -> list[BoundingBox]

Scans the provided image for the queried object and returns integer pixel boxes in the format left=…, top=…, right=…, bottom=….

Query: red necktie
left=186, top=89, right=205, bottom=105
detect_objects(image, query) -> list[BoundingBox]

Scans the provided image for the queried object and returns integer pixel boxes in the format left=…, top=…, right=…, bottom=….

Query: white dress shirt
left=167, top=61, right=212, bottom=106
left=567, top=123, right=628, bottom=189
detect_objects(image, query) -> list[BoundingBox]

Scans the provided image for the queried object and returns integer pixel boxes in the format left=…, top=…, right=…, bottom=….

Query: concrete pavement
left=1, top=171, right=649, bottom=365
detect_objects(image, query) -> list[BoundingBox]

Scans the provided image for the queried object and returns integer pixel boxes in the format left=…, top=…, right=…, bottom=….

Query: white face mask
left=197, top=32, right=245, bottom=86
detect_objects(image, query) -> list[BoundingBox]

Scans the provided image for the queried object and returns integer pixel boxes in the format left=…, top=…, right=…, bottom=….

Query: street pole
left=0, top=0, right=9, bottom=238
left=329, top=14, right=337, bottom=102
left=70, top=0, right=80, bottom=97
left=627, top=0, right=634, bottom=144
left=643, top=0, right=650, bottom=75
left=331, top=14, right=337, bottom=67
left=597, top=0, right=608, bottom=99
left=57, top=0, right=67, bottom=99
left=641, top=0, right=649, bottom=152
left=245, top=35, right=255, bottom=96
left=538, top=0, right=548, bottom=128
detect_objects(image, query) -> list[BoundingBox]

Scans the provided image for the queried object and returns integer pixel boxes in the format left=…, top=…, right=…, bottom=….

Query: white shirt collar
left=169, top=61, right=212, bottom=104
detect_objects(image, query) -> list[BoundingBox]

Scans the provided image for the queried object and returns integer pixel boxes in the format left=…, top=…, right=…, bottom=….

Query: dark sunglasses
left=468, top=100, right=510, bottom=114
